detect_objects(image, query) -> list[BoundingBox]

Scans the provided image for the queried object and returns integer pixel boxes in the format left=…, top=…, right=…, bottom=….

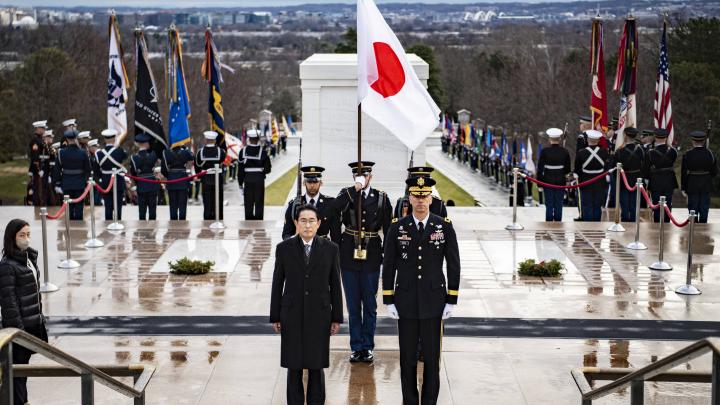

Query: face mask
left=16, top=239, right=30, bottom=251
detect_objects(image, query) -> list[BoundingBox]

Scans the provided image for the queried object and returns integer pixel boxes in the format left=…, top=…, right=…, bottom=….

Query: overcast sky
left=18, top=0, right=591, bottom=8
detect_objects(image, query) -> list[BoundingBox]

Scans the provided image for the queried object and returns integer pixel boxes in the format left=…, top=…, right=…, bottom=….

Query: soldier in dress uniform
left=382, top=176, right=460, bottom=405
left=281, top=166, right=340, bottom=241
left=53, top=129, right=91, bottom=220
left=195, top=131, right=227, bottom=221
left=237, top=129, right=271, bottom=220
left=642, top=128, right=678, bottom=222
left=681, top=130, right=718, bottom=223
left=331, top=161, right=392, bottom=363
left=27, top=120, right=48, bottom=205
left=60, top=118, right=77, bottom=147
left=96, top=129, right=127, bottom=220
left=537, top=128, right=571, bottom=221
left=77, top=131, right=91, bottom=153
left=576, top=115, right=593, bottom=151
left=393, top=166, right=447, bottom=219
left=40, top=130, right=57, bottom=206
left=162, top=144, right=195, bottom=220
left=130, top=133, right=161, bottom=220
left=87, top=139, right=103, bottom=206
left=614, top=127, right=645, bottom=221
left=574, top=129, right=609, bottom=222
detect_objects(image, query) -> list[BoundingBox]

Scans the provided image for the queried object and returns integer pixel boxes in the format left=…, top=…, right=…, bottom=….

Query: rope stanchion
left=94, top=173, right=115, bottom=194
left=676, top=211, right=701, bottom=295
left=107, top=170, right=124, bottom=231
left=626, top=178, right=648, bottom=250
left=649, top=196, right=672, bottom=271
left=505, top=168, right=523, bottom=231
left=122, top=170, right=206, bottom=185
left=38, top=208, right=59, bottom=293
left=664, top=205, right=691, bottom=228
left=84, top=177, right=104, bottom=248
left=57, top=195, right=80, bottom=269
left=209, top=165, right=225, bottom=230
left=522, top=168, right=614, bottom=190
left=608, top=163, right=625, bottom=232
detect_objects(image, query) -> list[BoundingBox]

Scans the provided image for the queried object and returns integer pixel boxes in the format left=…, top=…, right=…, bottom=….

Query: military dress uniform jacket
left=96, top=145, right=127, bottom=186
left=642, top=144, right=679, bottom=192
left=615, top=142, right=646, bottom=185
left=237, top=144, right=271, bottom=187
left=162, top=147, right=194, bottom=191
left=269, top=236, right=343, bottom=370
left=537, top=144, right=571, bottom=185
left=282, top=194, right=341, bottom=241
left=130, top=150, right=160, bottom=193
left=53, top=144, right=91, bottom=191
left=574, top=146, right=610, bottom=192
left=393, top=196, right=448, bottom=219
left=332, top=187, right=392, bottom=272
left=681, top=146, right=718, bottom=194
left=28, top=137, right=44, bottom=177
left=382, top=214, right=461, bottom=320
left=195, top=146, right=227, bottom=185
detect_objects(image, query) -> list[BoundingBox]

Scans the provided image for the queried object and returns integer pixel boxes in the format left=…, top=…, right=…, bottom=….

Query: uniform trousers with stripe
left=398, top=317, right=442, bottom=405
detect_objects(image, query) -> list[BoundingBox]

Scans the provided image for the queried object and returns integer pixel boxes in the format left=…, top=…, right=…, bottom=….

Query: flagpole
left=355, top=103, right=366, bottom=260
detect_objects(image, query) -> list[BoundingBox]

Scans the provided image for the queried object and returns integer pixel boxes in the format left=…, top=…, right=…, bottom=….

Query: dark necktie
left=309, top=198, right=315, bottom=206
left=304, top=244, right=311, bottom=265
left=418, top=222, right=424, bottom=234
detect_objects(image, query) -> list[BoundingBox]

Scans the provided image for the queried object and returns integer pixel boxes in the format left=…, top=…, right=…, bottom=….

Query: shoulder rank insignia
left=391, top=218, right=398, bottom=223
left=444, top=217, right=452, bottom=223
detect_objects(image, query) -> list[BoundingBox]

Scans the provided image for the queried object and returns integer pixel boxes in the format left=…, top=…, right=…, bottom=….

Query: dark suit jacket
left=270, top=235, right=343, bottom=370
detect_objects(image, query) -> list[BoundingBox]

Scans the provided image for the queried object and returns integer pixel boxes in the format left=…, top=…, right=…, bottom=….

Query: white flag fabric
left=525, top=136, right=535, bottom=174
left=357, top=0, right=440, bottom=151
left=107, top=15, right=128, bottom=145
left=225, top=133, right=242, bottom=160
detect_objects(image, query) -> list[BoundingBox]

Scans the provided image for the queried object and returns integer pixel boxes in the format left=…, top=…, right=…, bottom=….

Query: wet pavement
left=2, top=203, right=719, bottom=404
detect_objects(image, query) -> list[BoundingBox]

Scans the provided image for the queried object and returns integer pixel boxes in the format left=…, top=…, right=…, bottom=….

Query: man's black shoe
left=362, top=349, right=374, bottom=363
left=349, top=351, right=363, bottom=363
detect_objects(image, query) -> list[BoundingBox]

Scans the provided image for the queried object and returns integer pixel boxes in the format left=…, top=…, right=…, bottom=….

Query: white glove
left=39, top=170, right=44, bottom=177
left=386, top=304, right=399, bottom=320
left=28, top=172, right=33, bottom=177
left=442, top=304, right=455, bottom=320
left=54, top=186, right=62, bottom=194
left=354, top=175, right=366, bottom=189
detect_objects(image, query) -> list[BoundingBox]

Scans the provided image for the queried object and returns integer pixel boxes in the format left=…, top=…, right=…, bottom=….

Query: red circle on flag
left=370, top=42, right=405, bottom=98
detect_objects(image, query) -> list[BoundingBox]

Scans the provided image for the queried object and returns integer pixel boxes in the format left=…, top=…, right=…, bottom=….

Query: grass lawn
left=265, top=167, right=298, bottom=206
left=428, top=165, right=476, bottom=206
left=0, top=160, right=29, bottom=205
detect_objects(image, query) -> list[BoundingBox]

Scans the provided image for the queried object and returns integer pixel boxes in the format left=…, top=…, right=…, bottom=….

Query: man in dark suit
left=270, top=204, right=343, bottom=405
left=382, top=176, right=461, bottom=405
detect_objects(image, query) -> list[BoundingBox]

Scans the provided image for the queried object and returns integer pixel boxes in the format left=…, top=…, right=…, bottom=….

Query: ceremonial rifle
left=292, top=136, right=303, bottom=218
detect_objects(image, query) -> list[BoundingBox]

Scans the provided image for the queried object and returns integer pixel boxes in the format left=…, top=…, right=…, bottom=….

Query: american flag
left=654, top=21, right=674, bottom=144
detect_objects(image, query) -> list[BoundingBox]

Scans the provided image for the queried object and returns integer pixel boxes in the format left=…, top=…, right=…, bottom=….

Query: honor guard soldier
left=614, top=127, right=645, bottom=221
left=382, top=176, right=461, bottom=405
left=130, top=133, right=160, bottom=220
left=162, top=144, right=195, bottom=220
left=642, top=128, right=678, bottom=222
left=87, top=139, right=103, bottom=206
left=77, top=130, right=91, bottom=153
left=282, top=166, right=340, bottom=241
left=393, top=166, right=447, bottom=219
left=195, top=131, right=227, bottom=220
left=53, top=128, right=91, bottom=220
left=60, top=118, right=77, bottom=147
left=27, top=120, right=48, bottom=205
left=574, top=129, right=609, bottom=221
left=40, top=130, right=57, bottom=206
left=96, top=129, right=127, bottom=220
left=331, top=161, right=392, bottom=363
left=681, top=130, right=718, bottom=223
left=576, top=115, right=592, bottom=151
left=537, top=128, right=571, bottom=221
left=238, top=129, right=272, bottom=220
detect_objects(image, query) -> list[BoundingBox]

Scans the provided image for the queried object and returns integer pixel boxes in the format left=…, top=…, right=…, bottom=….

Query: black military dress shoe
left=362, top=349, right=374, bottom=363
left=349, top=351, right=363, bottom=363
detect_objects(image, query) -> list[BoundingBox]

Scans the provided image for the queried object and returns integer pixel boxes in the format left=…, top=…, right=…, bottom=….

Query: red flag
left=654, top=20, right=674, bottom=144
left=590, top=18, right=608, bottom=133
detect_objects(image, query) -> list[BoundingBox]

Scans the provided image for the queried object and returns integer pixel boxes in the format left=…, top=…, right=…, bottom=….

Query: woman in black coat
left=270, top=205, right=343, bottom=405
left=0, top=218, right=49, bottom=405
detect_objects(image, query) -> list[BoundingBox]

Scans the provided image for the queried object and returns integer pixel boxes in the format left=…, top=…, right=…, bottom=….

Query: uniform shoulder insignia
left=391, top=218, right=398, bottom=223
left=444, top=217, right=452, bottom=223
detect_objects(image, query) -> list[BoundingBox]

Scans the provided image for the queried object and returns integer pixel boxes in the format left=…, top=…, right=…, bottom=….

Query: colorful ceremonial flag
left=287, top=115, right=297, bottom=135
left=202, top=27, right=227, bottom=150
left=167, top=27, right=191, bottom=148
left=134, top=28, right=167, bottom=156
left=464, top=124, right=472, bottom=146
left=613, top=17, right=638, bottom=148
left=107, top=13, right=129, bottom=144
left=271, top=117, right=279, bottom=144
left=225, top=132, right=242, bottom=162
left=281, top=115, right=292, bottom=138
left=654, top=20, right=674, bottom=145
left=357, top=0, right=440, bottom=150
left=590, top=18, right=609, bottom=133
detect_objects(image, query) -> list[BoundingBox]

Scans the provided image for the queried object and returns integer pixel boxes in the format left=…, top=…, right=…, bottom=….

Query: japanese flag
left=357, top=0, right=440, bottom=151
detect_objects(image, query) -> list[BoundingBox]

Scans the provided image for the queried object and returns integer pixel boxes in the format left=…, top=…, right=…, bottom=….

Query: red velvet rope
left=523, top=169, right=613, bottom=190
left=639, top=187, right=659, bottom=209
left=664, top=205, right=690, bottom=227
left=619, top=170, right=638, bottom=192
left=46, top=202, right=67, bottom=220
left=122, top=170, right=207, bottom=185
left=93, top=174, right=115, bottom=195
left=69, top=183, right=92, bottom=203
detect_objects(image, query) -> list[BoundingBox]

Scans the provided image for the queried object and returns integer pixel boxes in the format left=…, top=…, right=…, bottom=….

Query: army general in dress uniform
left=238, top=129, right=272, bottom=220
left=681, top=130, right=718, bottom=223
left=96, top=129, right=127, bottom=220
left=53, top=129, right=91, bottom=220
left=282, top=166, right=340, bottom=242
left=393, top=166, right=447, bottom=219
left=382, top=176, right=460, bottom=405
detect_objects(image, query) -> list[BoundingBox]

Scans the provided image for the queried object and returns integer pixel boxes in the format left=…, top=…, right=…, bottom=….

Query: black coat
left=382, top=214, right=461, bottom=319
left=54, top=144, right=91, bottom=191
left=643, top=144, right=679, bottom=192
left=0, top=248, right=48, bottom=355
left=614, top=141, right=646, bottom=186
left=270, top=236, right=343, bottom=370
left=537, top=144, right=571, bottom=186
left=681, top=146, right=718, bottom=194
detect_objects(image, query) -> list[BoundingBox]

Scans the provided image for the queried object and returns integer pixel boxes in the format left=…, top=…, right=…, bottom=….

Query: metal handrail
left=572, top=337, right=720, bottom=403
left=0, top=328, right=154, bottom=398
